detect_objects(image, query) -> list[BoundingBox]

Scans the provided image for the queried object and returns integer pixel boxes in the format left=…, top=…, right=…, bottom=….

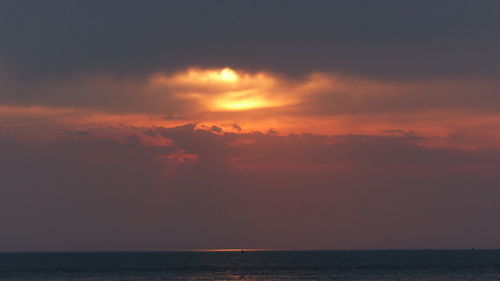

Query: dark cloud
left=0, top=71, right=195, bottom=114
left=293, top=79, right=500, bottom=117
left=267, top=128, right=278, bottom=135
left=210, top=125, right=223, bottom=134
left=383, top=129, right=406, bottom=134
left=162, top=115, right=186, bottom=121
left=75, top=130, right=91, bottom=136
left=383, top=129, right=415, bottom=136
left=0, top=0, right=499, bottom=80
left=232, top=123, right=242, bottom=132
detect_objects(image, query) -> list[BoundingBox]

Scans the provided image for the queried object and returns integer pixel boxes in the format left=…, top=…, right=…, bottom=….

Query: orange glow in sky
left=3, top=68, right=500, bottom=150
left=150, top=67, right=299, bottom=112
left=213, top=90, right=281, bottom=111
left=193, top=249, right=277, bottom=252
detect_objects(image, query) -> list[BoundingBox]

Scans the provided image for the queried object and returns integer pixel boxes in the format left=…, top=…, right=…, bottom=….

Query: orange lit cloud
left=150, top=67, right=301, bottom=112
left=159, top=149, right=199, bottom=164
left=3, top=67, right=500, bottom=150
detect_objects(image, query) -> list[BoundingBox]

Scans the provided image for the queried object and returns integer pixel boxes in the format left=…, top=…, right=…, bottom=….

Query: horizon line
left=0, top=248, right=497, bottom=254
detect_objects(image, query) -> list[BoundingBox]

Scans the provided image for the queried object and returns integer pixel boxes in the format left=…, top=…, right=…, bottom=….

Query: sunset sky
left=1, top=0, right=500, bottom=251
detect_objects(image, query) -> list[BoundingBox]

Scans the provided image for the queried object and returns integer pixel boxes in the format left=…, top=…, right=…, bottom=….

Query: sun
left=218, top=68, right=239, bottom=82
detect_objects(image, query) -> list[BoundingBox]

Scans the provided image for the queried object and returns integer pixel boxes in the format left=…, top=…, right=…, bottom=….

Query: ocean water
left=0, top=250, right=499, bottom=281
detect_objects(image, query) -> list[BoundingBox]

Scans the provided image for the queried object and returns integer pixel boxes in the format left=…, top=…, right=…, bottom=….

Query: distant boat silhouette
left=241, top=249, right=245, bottom=253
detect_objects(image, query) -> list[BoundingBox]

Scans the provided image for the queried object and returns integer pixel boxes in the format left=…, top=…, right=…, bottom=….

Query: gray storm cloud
left=0, top=0, right=499, bottom=80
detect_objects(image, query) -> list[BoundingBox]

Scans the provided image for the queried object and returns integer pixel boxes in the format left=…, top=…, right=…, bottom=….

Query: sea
left=1, top=250, right=499, bottom=280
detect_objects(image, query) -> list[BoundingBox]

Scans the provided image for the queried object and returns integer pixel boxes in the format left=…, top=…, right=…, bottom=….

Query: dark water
left=1, top=250, right=500, bottom=280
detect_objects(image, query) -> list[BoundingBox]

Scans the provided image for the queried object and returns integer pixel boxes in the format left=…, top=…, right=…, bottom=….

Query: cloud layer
left=1, top=125, right=500, bottom=251
left=1, top=1, right=500, bottom=251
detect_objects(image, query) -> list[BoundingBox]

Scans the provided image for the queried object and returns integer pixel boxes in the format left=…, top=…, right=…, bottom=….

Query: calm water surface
left=1, top=250, right=499, bottom=280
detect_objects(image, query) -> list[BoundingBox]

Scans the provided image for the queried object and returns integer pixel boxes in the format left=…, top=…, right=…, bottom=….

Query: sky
left=1, top=0, right=500, bottom=251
